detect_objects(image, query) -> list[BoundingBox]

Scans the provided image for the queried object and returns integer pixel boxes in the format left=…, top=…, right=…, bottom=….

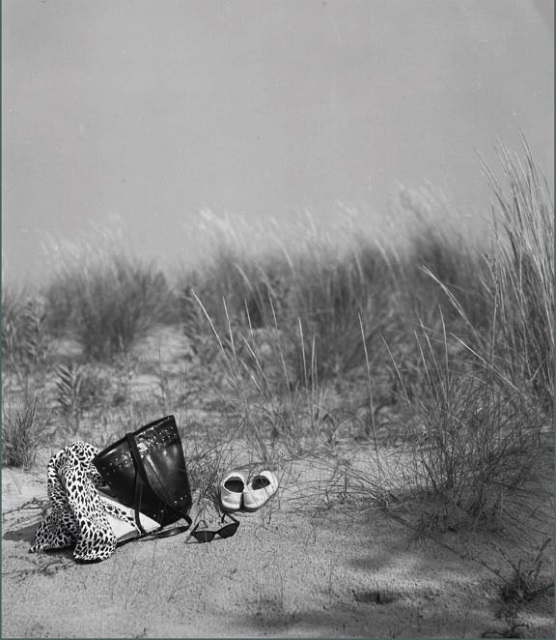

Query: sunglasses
left=190, top=513, right=239, bottom=543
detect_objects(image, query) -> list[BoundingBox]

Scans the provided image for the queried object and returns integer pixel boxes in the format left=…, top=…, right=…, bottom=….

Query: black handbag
left=93, top=415, right=192, bottom=536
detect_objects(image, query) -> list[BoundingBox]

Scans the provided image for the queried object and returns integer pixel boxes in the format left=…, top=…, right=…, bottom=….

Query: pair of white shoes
left=220, top=469, right=278, bottom=512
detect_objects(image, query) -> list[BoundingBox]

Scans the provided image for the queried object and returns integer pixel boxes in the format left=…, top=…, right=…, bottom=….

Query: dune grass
left=483, top=143, right=554, bottom=410
left=383, top=317, right=548, bottom=530
left=2, top=143, right=552, bottom=532
left=1, top=286, right=47, bottom=376
left=2, top=393, right=42, bottom=471
left=174, top=143, right=552, bottom=529
left=42, top=238, right=175, bottom=361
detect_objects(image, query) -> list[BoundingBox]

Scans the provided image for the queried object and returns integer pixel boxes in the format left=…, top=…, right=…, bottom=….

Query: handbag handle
left=125, top=433, right=192, bottom=538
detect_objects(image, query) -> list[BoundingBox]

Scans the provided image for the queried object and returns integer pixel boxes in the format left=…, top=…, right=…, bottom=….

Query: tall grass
left=423, top=143, right=554, bottom=410
left=385, top=318, right=547, bottom=529
left=44, top=239, right=174, bottom=361
left=179, top=193, right=493, bottom=391
left=483, top=142, right=554, bottom=410
left=381, top=144, right=553, bottom=528
left=286, top=240, right=392, bottom=381
left=177, top=143, right=552, bottom=531
left=2, top=287, right=47, bottom=376
left=2, top=394, right=42, bottom=471
left=180, top=219, right=403, bottom=387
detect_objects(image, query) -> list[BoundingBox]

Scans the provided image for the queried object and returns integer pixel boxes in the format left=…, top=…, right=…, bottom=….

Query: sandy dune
left=2, top=440, right=553, bottom=638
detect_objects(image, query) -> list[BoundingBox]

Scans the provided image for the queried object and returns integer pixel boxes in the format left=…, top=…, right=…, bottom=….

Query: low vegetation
left=2, top=393, right=42, bottom=471
left=2, top=143, right=553, bottom=542
left=43, top=242, right=174, bottom=361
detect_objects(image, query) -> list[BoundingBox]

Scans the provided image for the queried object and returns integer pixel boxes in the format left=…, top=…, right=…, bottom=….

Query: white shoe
left=243, top=470, right=278, bottom=511
left=220, top=471, right=247, bottom=512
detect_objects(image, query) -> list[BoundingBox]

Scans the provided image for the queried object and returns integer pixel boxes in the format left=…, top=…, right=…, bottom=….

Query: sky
left=2, top=0, right=553, bottom=286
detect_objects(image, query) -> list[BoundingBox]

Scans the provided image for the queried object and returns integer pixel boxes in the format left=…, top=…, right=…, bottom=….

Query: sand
left=2, top=327, right=553, bottom=638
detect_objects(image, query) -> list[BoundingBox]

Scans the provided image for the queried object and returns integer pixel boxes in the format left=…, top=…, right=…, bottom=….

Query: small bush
left=2, top=395, right=42, bottom=471
left=54, top=361, right=85, bottom=434
left=2, top=289, right=47, bottom=374
left=500, top=538, right=553, bottom=606
left=370, top=146, right=553, bottom=531
left=45, top=246, right=172, bottom=361
left=386, top=319, right=547, bottom=530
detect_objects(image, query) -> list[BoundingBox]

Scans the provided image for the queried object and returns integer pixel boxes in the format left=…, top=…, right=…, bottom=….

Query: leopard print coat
left=30, top=442, right=139, bottom=562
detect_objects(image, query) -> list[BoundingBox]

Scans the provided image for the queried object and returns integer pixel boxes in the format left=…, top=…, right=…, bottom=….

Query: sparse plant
left=80, top=365, right=125, bottom=409
left=190, top=291, right=345, bottom=459
left=364, top=144, right=554, bottom=533
left=2, top=289, right=47, bottom=377
left=55, top=362, right=84, bottom=434
left=2, top=394, right=42, bottom=471
left=184, top=433, right=235, bottom=507
left=481, top=538, right=556, bottom=638
left=499, top=538, right=553, bottom=606
left=482, top=141, right=554, bottom=410
left=383, top=317, right=547, bottom=530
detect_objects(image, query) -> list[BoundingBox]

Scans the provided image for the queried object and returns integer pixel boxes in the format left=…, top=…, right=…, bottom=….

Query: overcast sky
left=2, top=0, right=553, bottom=285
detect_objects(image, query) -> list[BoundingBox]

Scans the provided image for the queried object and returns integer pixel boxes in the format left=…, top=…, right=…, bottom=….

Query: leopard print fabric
left=30, top=442, right=140, bottom=562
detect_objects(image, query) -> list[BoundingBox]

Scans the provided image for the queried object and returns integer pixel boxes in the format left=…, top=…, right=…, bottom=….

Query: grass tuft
left=44, top=240, right=173, bottom=361
left=482, top=141, right=554, bottom=410
left=499, top=538, right=553, bottom=606
left=2, top=394, right=42, bottom=471
left=2, top=287, right=47, bottom=376
left=386, top=317, right=547, bottom=529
